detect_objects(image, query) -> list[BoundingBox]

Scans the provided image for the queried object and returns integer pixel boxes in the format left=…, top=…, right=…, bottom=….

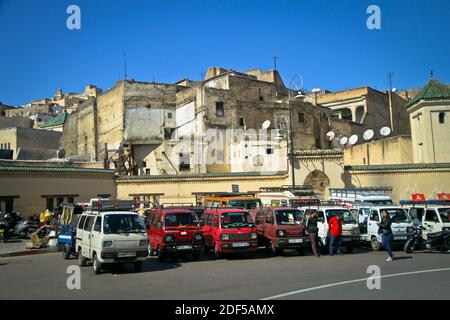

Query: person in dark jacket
left=379, top=210, right=394, bottom=261
left=306, top=210, right=320, bottom=257
left=328, top=213, right=343, bottom=256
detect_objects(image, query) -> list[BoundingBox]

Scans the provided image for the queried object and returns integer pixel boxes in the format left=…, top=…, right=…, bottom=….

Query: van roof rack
left=89, top=200, right=135, bottom=213
left=196, top=192, right=257, bottom=197
left=399, top=200, right=450, bottom=207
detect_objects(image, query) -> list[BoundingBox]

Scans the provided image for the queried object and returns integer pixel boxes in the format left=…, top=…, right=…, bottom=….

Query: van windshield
left=276, top=210, right=303, bottom=225
left=366, top=200, right=393, bottom=205
left=103, top=214, right=146, bottom=234
left=326, top=210, right=357, bottom=224
left=381, top=209, right=411, bottom=223
left=165, top=213, right=199, bottom=227
left=221, top=212, right=254, bottom=228
left=228, top=199, right=261, bottom=210
left=438, top=208, right=450, bottom=222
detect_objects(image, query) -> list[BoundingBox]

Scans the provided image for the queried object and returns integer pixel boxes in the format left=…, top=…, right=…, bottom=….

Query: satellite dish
left=349, top=135, right=358, bottom=145
left=339, top=136, right=348, bottom=145
left=326, top=131, right=335, bottom=141
left=262, top=120, right=271, bottom=130
left=363, top=129, right=374, bottom=141
left=380, top=127, right=391, bottom=137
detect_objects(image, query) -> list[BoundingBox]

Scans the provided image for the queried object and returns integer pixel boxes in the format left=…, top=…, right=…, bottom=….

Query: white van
left=329, top=188, right=393, bottom=207
left=355, top=206, right=414, bottom=250
left=304, top=207, right=360, bottom=253
left=76, top=200, right=148, bottom=274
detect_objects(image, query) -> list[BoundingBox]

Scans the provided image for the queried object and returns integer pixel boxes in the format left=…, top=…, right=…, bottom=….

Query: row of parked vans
left=72, top=195, right=450, bottom=274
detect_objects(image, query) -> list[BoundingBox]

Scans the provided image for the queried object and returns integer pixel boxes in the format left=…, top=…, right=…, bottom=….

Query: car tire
left=157, top=246, right=166, bottom=262
left=133, top=261, right=143, bottom=272
left=404, top=239, right=415, bottom=253
left=266, top=241, right=276, bottom=257
left=78, top=248, right=87, bottom=266
left=62, top=244, right=72, bottom=260
left=371, top=237, right=381, bottom=251
left=214, top=243, right=223, bottom=259
left=92, top=253, right=102, bottom=274
left=192, top=251, right=202, bottom=261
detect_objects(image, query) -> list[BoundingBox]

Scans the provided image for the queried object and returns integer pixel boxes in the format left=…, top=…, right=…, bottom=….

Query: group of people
left=304, top=210, right=394, bottom=261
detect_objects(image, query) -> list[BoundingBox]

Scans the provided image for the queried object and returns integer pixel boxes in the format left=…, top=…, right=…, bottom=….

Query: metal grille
left=230, top=233, right=249, bottom=240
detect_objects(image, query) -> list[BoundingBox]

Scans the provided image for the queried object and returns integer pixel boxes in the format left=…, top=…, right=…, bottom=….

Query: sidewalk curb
left=0, top=247, right=59, bottom=258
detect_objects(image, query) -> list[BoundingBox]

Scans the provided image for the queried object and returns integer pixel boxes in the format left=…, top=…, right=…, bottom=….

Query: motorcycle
left=14, top=217, right=40, bottom=239
left=1, top=212, right=27, bottom=243
left=404, top=225, right=450, bottom=253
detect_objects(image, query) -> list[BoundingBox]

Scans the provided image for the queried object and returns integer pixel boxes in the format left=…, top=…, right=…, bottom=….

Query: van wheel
left=62, top=244, right=72, bottom=260
left=92, top=253, right=102, bottom=274
left=214, top=243, right=223, bottom=259
left=192, top=251, right=202, bottom=261
left=266, top=241, right=276, bottom=257
left=157, top=247, right=166, bottom=262
left=371, top=237, right=381, bottom=251
left=78, top=248, right=87, bottom=266
left=133, top=261, right=143, bottom=272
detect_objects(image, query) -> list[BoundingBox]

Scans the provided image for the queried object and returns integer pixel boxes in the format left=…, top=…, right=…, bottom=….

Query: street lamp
left=287, top=75, right=304, bottom=188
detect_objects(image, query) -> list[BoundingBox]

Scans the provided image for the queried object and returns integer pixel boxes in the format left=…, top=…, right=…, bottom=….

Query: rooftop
left=405, top=78, right=450, bottom=107
left=38, top=111, right=68, bottom=128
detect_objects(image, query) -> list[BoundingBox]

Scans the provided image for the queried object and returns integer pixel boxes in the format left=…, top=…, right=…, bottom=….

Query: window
left=266, top=148, right=273, bottom=155
left=316, top=211, right=325, bottom=223
left=83, top=216, right=94, bottom=231
left=265, top=211, right=274, bottom=224
left=168, top=112, right=172, bottom=119
left=215, top=102, right=224, bottom=116
left=56, top=197, right=64, bottom=206
left=93, top=217, right=102, bottom=232
left=298, top=113, right=305, bottom=123
left=164, top=128, right=175, bottom=140
left=206, top=214, right=213, bottom=226
left=439, top=112, right=446, bottom=124
left=145, top=168, right=151, bottom=175
left=67, top=197, right=74, bottom=204
left=46, top=198, right=54, bottom=212
left=425, top=210, right=439, bottom=223
left=239, top=117, right=245, bottom=126
left=255, top=211, right=265, bottom=225
left=370, top=210, right=380, bottom=222
left=78, top=216, right=87, bottom=229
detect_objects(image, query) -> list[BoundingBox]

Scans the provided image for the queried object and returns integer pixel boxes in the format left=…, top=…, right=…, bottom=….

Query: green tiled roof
left=0, top=166, right=115, bottom=174
left=406, top=79, right=450, bottom=107
left=39, top=111, right=68, bottom=128
left=345, top=163, right=450, bottom=171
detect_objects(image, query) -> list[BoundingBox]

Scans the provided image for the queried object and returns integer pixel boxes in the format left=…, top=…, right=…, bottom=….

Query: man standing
left=328, top=213, right=343, bottom=256
left=306, top=210, right=320, bottom=257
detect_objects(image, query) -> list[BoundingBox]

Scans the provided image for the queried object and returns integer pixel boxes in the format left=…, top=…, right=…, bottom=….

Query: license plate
left=395, top=236, right=407, bottom=240
left=177, top=245, right=192, bottom=250
left=232, top=242, right=249, bottom=247
left=289, top=238, right=303, bottom=244
left=117, top=252, right=136, bottom=257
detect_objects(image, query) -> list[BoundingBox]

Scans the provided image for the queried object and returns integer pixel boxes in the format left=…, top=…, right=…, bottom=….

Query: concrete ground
left=1, top=247, right=449, bottom=300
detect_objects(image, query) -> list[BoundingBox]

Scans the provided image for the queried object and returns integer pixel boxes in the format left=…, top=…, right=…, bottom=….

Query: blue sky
left=0, top=0, right=449, bottom=105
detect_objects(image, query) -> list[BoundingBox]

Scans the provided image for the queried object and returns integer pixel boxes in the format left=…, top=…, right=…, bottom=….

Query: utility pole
left=387, top=72, right=394, bottom=133
left=123, top=51, right=128, bottom=80
left=273, top=56, right=279, bottom=71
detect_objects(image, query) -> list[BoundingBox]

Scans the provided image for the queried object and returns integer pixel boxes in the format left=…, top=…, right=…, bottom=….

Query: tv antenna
left=123, top=51, right=128, bottom=80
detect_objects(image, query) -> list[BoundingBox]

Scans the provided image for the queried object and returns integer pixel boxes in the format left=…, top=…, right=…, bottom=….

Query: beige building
left=406, top=78, right=450, bottom=163
left=0, top=164, right=116, bottom=216
left=0, top=127, right=61, bottom=160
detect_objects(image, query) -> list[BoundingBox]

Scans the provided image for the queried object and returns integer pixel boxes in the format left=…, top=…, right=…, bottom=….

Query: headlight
left=277, top=230, right=286, bottom=238
left=138, top=240, right=147, bottom=247
left=407, top=227, right=414, bottom=234
left=164, top=235, right=175, bottom=243
left=194, top=234, right=202, bottom=241
left=220, top=234, right=230, bottom=241
left=250, top=232, right=257, bottom=240
left=102, top=240, right=114, bottom=248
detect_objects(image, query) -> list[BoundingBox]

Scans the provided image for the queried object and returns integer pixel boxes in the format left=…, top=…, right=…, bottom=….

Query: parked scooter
left=404, top=225, right=450, bottom=253
left=1, top=211, right=24, bottom=243
left=15, top=216, right=40, bottom=239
